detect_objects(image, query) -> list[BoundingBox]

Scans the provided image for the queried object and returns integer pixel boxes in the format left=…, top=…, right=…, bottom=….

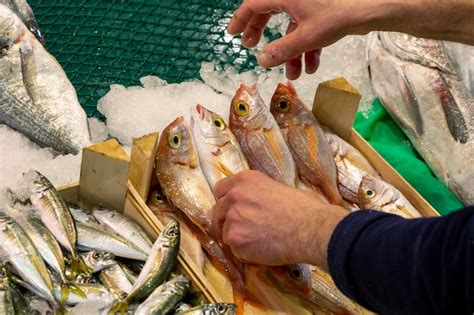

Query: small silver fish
left=134, top=275, right=190, bottom=315
left=92, top=208, right=153, bottom=254
left=178, top=303, right=237, bottom=315
left=75, top=222, right=147, bottom=261
left=110, top=220, right=180, bottom=312
left=28, top=171, right=86, bottom=278
left=80, top=251, right=116, bottom=273
left=0, top=213, right=58, bottom=306
left=99, top=263, right=133, bottom=296
left=53, top=283, right=116, bottom=306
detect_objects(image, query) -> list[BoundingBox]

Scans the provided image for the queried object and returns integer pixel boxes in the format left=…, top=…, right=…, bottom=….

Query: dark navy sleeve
left=328, top=206, right=474, bottom=315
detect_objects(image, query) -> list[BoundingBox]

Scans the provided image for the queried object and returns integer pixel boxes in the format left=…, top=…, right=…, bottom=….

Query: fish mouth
left=239, top=83, right=258, bottom=94
left=195, top=104, right=205, bottom=119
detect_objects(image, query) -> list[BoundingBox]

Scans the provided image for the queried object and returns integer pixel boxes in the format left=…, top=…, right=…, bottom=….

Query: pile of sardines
left=0, top=171, right=236, bottom=314
left=150, top=81, right=423, bottom=314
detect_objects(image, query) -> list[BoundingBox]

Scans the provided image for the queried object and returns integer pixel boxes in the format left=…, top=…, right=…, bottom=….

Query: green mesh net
left=29, top=0, right=259, bottom=118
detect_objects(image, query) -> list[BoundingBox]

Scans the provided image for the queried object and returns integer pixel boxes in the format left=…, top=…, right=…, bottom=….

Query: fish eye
left=290, top=266, right=302, bottom=280
left=154, top=192, right=164, bottom=203
left=235, top=101, right=249, bottom=117
left=93, top=251, right=102, bottom=259
left=168, top=134, right=181, bottom=149
left=277, top=99, right=290, bottom=112
left=217, top=304, right=226, bottom=313
left=0, top=270, right=5, bottom=277
left=366, top=189, right=374, bottom=197
left=213, top=117, right=226, bottom=131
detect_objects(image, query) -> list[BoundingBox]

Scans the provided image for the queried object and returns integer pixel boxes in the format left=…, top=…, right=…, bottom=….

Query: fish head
left=29, top=171, right=52, bottom=194
left=270, top=82, right=304, bottom=127
left=0, top=263, right=8, bottom=288
left=191, top=104, right=231, bottom=147
left=83, top=250, right=116, bottom=272
left=358, top=175, right=396, bottom=208
left=92, top=208, right=115, bottom=221
left=270, top=264, right=312, bottom=296
left=203, top=303, right=237, bottom=314
left=163, top=219, right=180, bottom=243
left=229, top=83, right=269, bottom=131
left=0, top=5, right=22, bottom=48
left=158, top=116, right=199, bottom=168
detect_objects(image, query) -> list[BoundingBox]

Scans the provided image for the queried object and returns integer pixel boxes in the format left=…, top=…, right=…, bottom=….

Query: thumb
left=258, top=25, right=315, bottom=67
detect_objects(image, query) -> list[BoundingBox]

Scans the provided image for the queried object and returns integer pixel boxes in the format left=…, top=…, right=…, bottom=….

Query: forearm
left=328, top=207, right=474, bottom=313
left=352, top=0, right=474, bottom=44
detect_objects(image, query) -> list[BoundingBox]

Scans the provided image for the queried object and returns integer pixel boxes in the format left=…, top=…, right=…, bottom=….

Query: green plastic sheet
left=354, top=99, right=463, bottom=215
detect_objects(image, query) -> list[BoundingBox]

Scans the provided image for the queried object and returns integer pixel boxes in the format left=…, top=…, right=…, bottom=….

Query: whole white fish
left=0, top=213, right=58, bottom=306
left=358, top=175, right=422, bottom=218
left=368, top=31, right=473, bottom=204
left=75, top=221, right=147, bottom=261
left=92, top=208, right=153, bottom=254
left=134, top=276, right=190, bottom=315
left=0, top=5, right=90, bottom=154
left=190, top=104, right=249, bottom=187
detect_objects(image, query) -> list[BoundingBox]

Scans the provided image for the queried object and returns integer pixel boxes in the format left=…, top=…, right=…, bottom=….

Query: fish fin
left=214, top=161, right=234, bottom=177
left=108, top=301, right=128, bottom=315
left=60, top=283, right=87, bottom=303
left=68, top=257, right=91, bottom=280
left=434, top=73, right=470, bottom=143
left=397, top=206, right=416, bottom=219
left=398, top=70, right=424, bottom=136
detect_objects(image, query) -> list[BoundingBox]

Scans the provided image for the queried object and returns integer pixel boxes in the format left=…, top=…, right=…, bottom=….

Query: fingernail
left=258, top=52, right=271, bottom=67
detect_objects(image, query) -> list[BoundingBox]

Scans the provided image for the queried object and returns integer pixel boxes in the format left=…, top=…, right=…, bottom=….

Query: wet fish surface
left=93, top=208, right=153, bottom=254
left=270, top=82, right=341, bottom=204
left=229, top=84, right=297, bottom=187
left=0, top=5, right=90, bottom=154
left=358, top=175, right=422, bottom=218
left=368, top=31, right=473, bottom=204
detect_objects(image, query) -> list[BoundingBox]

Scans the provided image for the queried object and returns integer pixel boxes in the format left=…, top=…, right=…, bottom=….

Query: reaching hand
left=227, top=0, right=368, bottom=80
left=211, top=170, right=348, bottom=269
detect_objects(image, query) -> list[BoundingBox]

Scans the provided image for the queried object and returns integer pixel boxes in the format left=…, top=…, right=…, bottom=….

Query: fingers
left=304, top=49, right=322, bottom=74
left=228, top=0, right=285, bottom=35
left=285, top=56, right=302, bottom=80
left=242, top=13, right=272, bottom=48
left=211, top=195, right=231, bottom=241
left=214, top=174, right=238, bottom=199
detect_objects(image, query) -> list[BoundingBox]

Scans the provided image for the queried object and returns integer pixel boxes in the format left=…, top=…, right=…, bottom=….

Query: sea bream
left=155, top=116, right=216, bottom=234
left=358, top=175, right=422, bottom=218
left=229, top=83, right=297, bottom=187
left=191, top=104, right=250, bottom=187
left=0, top=5, right=90, bottom=154
left=323, top=127, right=381, bottom=204
left=368, top=31, right=473, bottom=204
left=0, top=0, right=43, bottom=43
left=270, top=82, right=342, bottom=204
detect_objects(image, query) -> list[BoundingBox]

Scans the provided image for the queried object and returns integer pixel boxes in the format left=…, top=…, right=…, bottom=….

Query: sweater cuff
left=327, top=210, right=393, bottom=302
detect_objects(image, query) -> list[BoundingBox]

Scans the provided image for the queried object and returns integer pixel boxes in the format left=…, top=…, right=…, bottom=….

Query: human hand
left=211, top=170, right=348, bottom=269
left=227, top=0, right=363, bottom=79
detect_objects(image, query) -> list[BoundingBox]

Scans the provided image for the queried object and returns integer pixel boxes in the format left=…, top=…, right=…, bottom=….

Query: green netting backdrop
left=28, top=0, right=463, bottom=214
